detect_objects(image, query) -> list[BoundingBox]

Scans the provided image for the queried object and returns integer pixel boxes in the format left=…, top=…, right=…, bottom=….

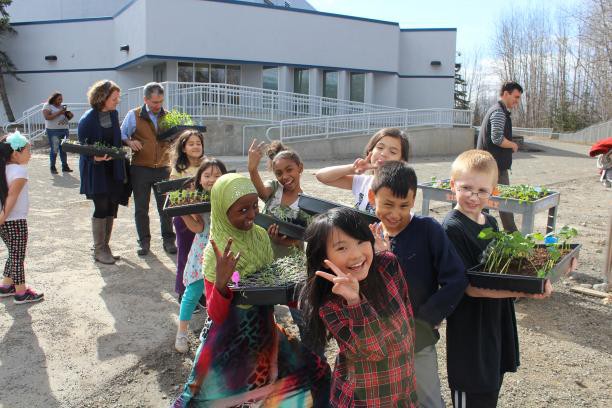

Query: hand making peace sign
left=352, top=151, right=377, bottom=174
left=316, top=259, right=361, bottom=306
left=247, top=139, right=266, bottom=172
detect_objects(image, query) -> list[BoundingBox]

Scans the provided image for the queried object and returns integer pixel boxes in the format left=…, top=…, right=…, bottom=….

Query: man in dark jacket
left=477, top=81, right=523, bottom=232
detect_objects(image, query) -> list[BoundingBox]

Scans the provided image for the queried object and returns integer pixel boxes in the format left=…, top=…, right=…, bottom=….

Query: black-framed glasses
left=456, top=186, right=492, bottom=199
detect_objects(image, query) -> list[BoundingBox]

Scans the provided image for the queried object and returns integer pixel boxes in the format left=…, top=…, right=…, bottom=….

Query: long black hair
left=299, top=207, right=388, bottom=352
left=170, top=129, right=205, bottom=174
left=190, top=157, right=228, bottom=192
left=0, top=142, right=16, bottom=208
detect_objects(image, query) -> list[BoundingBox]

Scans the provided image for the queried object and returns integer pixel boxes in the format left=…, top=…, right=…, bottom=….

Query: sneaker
left=62, top=165, right=73, bottom=172
left=14, top=288, right=44, bottom=304
left=0, top=284, right=15, bottom=297
left=50, top=166, right=58, bottom=175
left=137, top=242, right=150, bottom=256
left=175, top=332, right=189, bottom=353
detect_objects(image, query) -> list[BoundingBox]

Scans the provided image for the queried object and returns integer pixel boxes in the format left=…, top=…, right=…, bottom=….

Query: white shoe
left=175, top=332, right=189, bottom=353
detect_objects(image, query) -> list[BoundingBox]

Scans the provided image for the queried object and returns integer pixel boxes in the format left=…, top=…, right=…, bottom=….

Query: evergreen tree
left=0, top=0, right=18, bottom=122
left=454, top=63, right=470, bottom=110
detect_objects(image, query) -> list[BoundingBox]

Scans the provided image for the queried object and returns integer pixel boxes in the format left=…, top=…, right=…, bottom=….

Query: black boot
left=62, top=164, right=73, bottom=172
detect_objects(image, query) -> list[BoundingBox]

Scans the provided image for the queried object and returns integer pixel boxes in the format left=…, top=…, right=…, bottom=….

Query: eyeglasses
left=456, top=186, right=492, bottom=199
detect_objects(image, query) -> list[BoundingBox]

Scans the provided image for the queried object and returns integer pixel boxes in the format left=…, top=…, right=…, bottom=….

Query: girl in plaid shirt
left=300, top=207, right=418, bottom=407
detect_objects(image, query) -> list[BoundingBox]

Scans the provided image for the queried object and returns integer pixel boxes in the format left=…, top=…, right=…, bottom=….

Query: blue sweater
left=77, top=108, right=125, bottom=196
left=390, top=215, right=468, bottom=351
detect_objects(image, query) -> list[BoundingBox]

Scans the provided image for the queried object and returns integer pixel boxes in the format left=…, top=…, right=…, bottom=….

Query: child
left=247, top=138, right=308, bottom=258
left=315, top=128, right=409, bottom=213
left=169, top=130, right=204, bottom=300
left=0, top=131, right=44, bottom=304
left=300, top=207, right=418, bottom=407
left=442, top=150, right=552, bottom=408
left=172, top=173, right=330, bottom=407
left=367, top=161, right=467, bottom=408
left=174, top=158, right=227, bottom=353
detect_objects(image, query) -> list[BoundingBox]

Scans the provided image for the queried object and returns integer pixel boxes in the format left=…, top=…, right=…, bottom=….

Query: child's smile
left=325, top=227, right=373, bottom=281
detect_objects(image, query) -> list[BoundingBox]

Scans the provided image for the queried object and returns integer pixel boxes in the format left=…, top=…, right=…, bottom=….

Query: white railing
left=3, top=103, right=91, bottom=141
left=125, top=82, right=398, bottom=123
left=512, top=127, right=556, bottom=138
left=270, top=108, right=474, bottom=142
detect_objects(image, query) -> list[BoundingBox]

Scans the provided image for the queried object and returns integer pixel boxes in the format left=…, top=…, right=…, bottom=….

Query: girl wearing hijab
left=172, top=173, right=330, bottom=407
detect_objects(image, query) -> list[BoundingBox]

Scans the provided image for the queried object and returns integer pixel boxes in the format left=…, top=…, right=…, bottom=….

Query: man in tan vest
left=121, top=82, right=176, bottom=255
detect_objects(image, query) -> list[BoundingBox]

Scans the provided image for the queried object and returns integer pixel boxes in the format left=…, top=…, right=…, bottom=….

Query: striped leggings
left=0, top=219, right=28, bottom=285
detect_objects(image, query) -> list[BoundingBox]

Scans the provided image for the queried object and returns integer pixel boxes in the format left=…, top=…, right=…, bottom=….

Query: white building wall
left=372, top=73, right=398, bottom=108
left=7, top=0, right=130, bottom=22
left=398, top=78, right=455, bottom=110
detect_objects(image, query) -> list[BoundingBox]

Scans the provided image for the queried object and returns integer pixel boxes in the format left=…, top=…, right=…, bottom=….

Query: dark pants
left=130, top=165, right=174, bottom=246
left=450, top=388, right=501, bottom=408
left=173, top=216, right=195, bottom=296
left=0, top=219, right=28, bottom=285
left=46, top=129, right=68, bottom=168
left=498, top=169, right=518, bottom=232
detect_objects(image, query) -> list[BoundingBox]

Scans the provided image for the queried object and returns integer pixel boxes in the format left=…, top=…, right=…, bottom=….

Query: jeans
left=130, top=165, right=174, bottom=246
left=498, top=169, right=518, bottom=232
left=46, top=128, right=68, bottom=168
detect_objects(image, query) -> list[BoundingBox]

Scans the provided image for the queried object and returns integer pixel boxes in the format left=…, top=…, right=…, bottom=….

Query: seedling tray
left=230, top=283, right=299, bottom=306
left=298, top=194, right=379, bottom=225
left=417, top=180, right=561, bottom=234
left=467, top=243, right=581, bottom=294
left=154, top=169, right=237, bottom=195
left=254, top=213, right=306, bottom=241
left=158, top=125, right=206, bottom=141
left=162, top=194, right=211, bottom=217
left=61, top=140, right=127, bottom=160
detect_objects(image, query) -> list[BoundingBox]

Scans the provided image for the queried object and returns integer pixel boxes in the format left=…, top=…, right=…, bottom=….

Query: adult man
left=121, top=82, right=176, bottom=255
left=477, top=81, right=522, bottom=232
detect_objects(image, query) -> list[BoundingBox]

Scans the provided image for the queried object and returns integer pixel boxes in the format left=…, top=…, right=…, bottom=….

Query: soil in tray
left=497, top=247, right=571, bottom=277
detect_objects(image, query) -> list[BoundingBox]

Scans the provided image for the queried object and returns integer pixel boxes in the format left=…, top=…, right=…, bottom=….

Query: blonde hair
left=451, top=150, right=498, bottom=186
left=87, top=80, right=121, bottom=110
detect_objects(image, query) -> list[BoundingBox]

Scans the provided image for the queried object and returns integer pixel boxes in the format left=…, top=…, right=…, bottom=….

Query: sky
left=307, top=0, right=581, bottom=59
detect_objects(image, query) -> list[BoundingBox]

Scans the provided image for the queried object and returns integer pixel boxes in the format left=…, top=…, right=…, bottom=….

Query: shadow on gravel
left=51, top=172, right=80, bottom=188
left=0, top=304, right=60, bottom=407
left=517, top=143, right=587, bottom=159
left=516, top=290, right=612, bottom=354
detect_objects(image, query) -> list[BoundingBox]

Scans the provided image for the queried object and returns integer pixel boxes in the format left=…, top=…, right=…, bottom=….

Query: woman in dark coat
left=78, top=80, right=130, bottom=264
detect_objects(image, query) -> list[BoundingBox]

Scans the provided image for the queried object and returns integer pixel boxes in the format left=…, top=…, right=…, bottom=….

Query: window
left=178, top=62, right=194, bottom=82
left=263, top=66, right=278, bottom=90
left=153, top=63, right=166, bottom=82
left=194, top=63, right=209, bottom=83
left=264, top=0, right=274, bottom=5
left=284, top=1, right=291, bottom=7
left=293, top=68, right=309, bottom=94
left=323, top=71, right=338, bottom=99
left=227, top=65, right=241, bottom=85
left=178, top=62, right=241, bottom=85
left=350, top=72, right=365, bottom=103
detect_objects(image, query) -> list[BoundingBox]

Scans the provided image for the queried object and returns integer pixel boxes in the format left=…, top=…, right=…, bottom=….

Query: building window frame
left=349, top=72, right=365, bottom=103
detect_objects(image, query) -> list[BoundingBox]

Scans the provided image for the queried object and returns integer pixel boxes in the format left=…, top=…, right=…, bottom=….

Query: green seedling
left=159, top=109, right=194, bottom=131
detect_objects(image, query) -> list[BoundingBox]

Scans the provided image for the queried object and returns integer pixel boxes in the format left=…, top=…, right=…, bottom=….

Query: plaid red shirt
left=319, top=251, right=418, bottom=407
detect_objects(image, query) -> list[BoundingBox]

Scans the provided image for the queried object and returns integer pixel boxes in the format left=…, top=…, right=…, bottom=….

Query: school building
left=3, top=0, right=458, bottom=119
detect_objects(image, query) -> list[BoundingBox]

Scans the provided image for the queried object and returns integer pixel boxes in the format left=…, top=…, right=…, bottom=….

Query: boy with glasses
left=442, top=150, right=552, bottom=408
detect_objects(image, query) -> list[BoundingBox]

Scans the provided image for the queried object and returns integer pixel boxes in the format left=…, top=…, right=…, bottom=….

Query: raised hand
left=315, top=259, right=361, bottom=306
left=211, top=238, right=241, bottom=295
left=352, top=151, right=377, bottom=174
left=247, top=139, right=266, bottom=172
left=369, top=222, right=390, bottom=253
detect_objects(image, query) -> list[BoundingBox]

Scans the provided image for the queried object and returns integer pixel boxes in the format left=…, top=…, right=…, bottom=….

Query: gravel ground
left=0, top=138, right=610, bottom=408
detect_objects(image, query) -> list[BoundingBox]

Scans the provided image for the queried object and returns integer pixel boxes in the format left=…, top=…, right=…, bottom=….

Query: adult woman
left=42, top=92, right=72, bottom=174
left=78, top=80, right=130, bottom=264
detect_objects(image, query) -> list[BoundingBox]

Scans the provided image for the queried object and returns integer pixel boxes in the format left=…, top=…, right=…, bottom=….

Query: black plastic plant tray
left=298, top=194, right=379, bottom=225
left=61, top=141, right=127, bottom=160
left=467, top=244, right=581, bottom=294
left=158, top=125, right=207, bottom=141
left=154, top=169, right=237, bottom=195
left=230, top=283, right=298, bottom=306
left=162, top=194, right=211, bottom=217
left=254, top=213, right=306, bottom=241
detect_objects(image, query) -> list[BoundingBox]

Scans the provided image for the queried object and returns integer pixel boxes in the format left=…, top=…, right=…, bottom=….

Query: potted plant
left=157, top=109, right=206, bottom=141
left=467, top=226, right=581, bottom=294
left=162, top=188, right=211, bottom=217
left=418, top=177, right=561, bottom=235
left=230, top=250, right=307, bottom=305
left=61, top=139, right=128, bottom=160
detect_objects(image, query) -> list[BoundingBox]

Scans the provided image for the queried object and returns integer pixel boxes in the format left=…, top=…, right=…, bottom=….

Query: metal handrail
left=3, top=103, right=91, bottom=141
left=270, top=108, right=474, bottom=142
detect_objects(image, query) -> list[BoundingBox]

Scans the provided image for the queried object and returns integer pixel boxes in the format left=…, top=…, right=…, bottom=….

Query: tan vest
left=131, top=106, right=171, bottom=168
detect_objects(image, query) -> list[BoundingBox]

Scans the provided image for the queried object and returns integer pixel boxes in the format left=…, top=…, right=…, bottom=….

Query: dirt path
left=0, top=138, right=610, bottom=407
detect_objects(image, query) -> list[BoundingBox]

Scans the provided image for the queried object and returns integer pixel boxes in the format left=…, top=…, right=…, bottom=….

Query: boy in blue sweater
left=368, top=161, right=467, bottom=408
